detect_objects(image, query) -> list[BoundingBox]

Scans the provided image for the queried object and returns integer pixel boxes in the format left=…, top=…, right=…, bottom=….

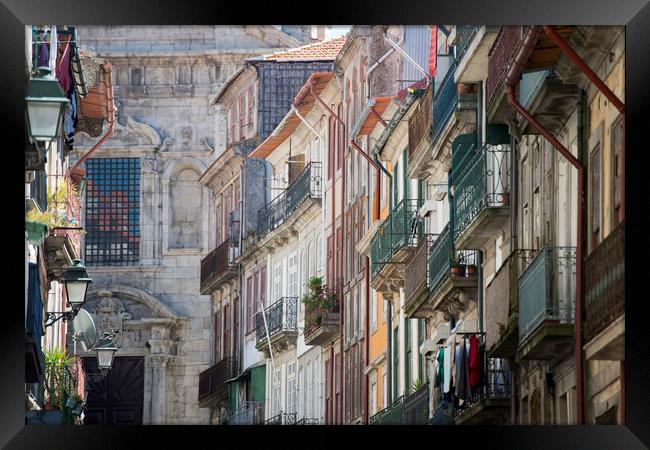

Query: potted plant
left=466, top=264, right=477, bottom=277
left=302, top=276, right=338, bottom=332
left=25, top=209, right=50, bottom=245
left=41, top=347, right=76, bottom=425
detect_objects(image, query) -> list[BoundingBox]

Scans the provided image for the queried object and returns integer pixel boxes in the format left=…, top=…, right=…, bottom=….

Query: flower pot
left=457, top=83, right=474, bottom=94
left=26, top=221, right=48, bottom=246
left=466, top=264, right=477, bottom=277
left=450, top=266, right=463, bottom=277
left=500, top=192, right=510, bottom=205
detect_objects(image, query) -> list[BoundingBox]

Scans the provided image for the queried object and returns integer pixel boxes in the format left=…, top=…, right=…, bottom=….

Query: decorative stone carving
left=76, top=116, right=106, bottom=138
left=125, top=116, right=163, bottom=147
left=91, top=289, right=133, bottom=340
left=142, top=157, right=159, bottom=174
left=162, top=137, right=175, bottom=151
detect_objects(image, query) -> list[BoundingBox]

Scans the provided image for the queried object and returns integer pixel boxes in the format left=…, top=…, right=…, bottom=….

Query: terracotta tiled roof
left=256, top=36, right=347, bottom=61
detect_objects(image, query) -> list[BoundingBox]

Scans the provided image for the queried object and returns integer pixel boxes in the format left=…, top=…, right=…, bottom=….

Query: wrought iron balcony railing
left=295, top=417, right=320, bottom=425
left=198, top=357, right=239, bottom=403
left=486, top=26, right=526, bottom=109
left=404, top=234, right=437, bottom=309
left=200, top=238, right=239, bottom=293
left=304, top=297, right=340, bottom=341
left=369, top=395, right=405, bottom=425
left=370, top=198, right=420, bottom=280
left=255, top=297, right=298, bottom=346
left=453, top=358, right=512, bottom=419
left=427, top=224, right=478, bottom=295
left=454, top=25, right=481, bottom=63
left=518, top=247, right=576, bottom=342
left=408, top=83, right=433, bottom=160
left=264, top=412, right=297, bottom=425
left=453, top=143, right=511, bottom=241
left=229, top=401, right=265, bottom=425
left=403, top=383, right=430, bottom=425
left=585, top=222, right=624, bottom=342
left=257, top=162, right=322, bottom=238
left=432, top=62, right=459, bottom=145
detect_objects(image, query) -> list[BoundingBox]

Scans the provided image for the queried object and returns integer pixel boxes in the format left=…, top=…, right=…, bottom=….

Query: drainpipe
left=504, top=29, right=587, bottom=420
left=541, top=25, right=625, bottom=222
left=68, top=62, right=115, bottom=176
left=309, top=84, right=346, bottom=423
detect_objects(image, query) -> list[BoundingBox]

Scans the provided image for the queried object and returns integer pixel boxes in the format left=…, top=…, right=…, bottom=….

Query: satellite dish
left=72, top=309, right=98, bottom=352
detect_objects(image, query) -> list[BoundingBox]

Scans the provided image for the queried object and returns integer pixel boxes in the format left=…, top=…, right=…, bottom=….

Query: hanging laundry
left=38, top=42, right=49, bottom=67
left=436, top=347, right=444, bottom=387
left=455, top=337, right=472, bottom=400
left=443, top=343, right=451, bottom=394
left=468, top=334, right=481, bottom=387
left=56, top=42, right=72, bottom=93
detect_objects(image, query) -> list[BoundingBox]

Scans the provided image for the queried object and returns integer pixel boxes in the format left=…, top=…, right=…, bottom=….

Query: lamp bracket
left=44, top=310, right=78, bottom=327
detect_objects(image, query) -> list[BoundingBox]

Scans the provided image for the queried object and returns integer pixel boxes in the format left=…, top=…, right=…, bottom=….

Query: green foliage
left=26, top=209, right=52, bottom=226
left=43, top=347, right=75, bottom=409
left=412, top=379, right=425, bottom=392
left=302, top=277, right=338, bottom=330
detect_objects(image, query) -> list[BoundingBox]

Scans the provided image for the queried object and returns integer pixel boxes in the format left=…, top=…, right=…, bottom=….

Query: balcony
left=265, top=412, right=297, bottom=425
left=407, top=84, right=433, bottom=179
left=517, top=247, right=576, bottom=361
left=295, top=418, right=320, bottom=425
left=403, top=383, right=430, bottom=425
left=453, top=143, right=511, bottom=250
left=369, top=395, right=405, bottom=425
left=303, top=299, right=340, bottom=347
left=454, top=26, right=501, bottom=84
left=486, top=26, right=526, bottom=124
left=200, top=239, right=239, bottom=295
left=257, top=162, right=322, bottom=245
left=518, top=69, right=580, bottom=134
left=585, top=222, right=624, bottom=361
left=198, top=357, right=238, bottom=408
left=229, top=401, right=265, bottom=425
left=370, top=199, right=420, bottom=296
left=404, top=235, right=434, bottom=319
left=454, top=358, right=512, bottom=425
left=255, top=297, right=298, bottom=355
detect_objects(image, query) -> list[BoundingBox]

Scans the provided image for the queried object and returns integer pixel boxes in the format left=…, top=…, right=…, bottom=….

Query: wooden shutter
left=591, top=144, right=601, bottom=250
left=247, top=276, right=254, bottom=333
left=328, top=116, right=335, bottom=180
left=288, top=153, right=305, bottom=184
left=260, top=266, right=267, bottom=309
left=223, top=304, right=229, bottom=358
left=214, top=311, right=221, bottom=362
left=611, top=116, right=623, bottom=226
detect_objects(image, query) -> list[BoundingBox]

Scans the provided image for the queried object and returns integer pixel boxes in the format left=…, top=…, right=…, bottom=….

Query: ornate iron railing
left=585, top=222, right=624, bottom=342
left=370, top=198, right=420, bottom=279
left=408, top=83, right=433, bottom=160
left=486, top=26, right=526, bottom=109
left=519, top=69, right=555, bottom=109
left=427, top=224, right=478, bottom=295
left=453, top=143, right=511, bottom=241
left=518, top=247, right=576, bottom=341
left=405, top=234, right=437, bottom=309
left=432, top=62, right=459, bottom=145
left=229, top=401, right=265, bottom=425
left=455, top=25, right=481, bottom=63
left=264, top=412, right=297, bottom=425
left=454, top=357, right=512, bottom=418
left=255, top=297, right=298, bottom=345
left=304, top=296, right=340, bottom=339
left=200, top=239, right=238, bottom=291
left=403, top=383, right=430, bottom=424
left=369, top=395, right=406, bottom=425
left=295, top=417, right=320, bottom=425
left=198, top=357, right=239, bottom=402
left=257, top=162, right=322, bottom=237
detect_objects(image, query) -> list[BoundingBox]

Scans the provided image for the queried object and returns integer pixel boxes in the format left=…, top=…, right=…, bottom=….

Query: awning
left=249, top=72, right=335, bottom=159
left=225, top=360, right=266, bottom=384
left=350, top=96, right=393, bottom=138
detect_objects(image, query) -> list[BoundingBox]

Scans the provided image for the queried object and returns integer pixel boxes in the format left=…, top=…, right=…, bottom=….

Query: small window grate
left=85, top=158, right=141, bottom=266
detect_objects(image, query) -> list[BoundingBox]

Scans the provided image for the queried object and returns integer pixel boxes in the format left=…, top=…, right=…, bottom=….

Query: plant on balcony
left=302, top=276, right=338, bottom=331
left=411, top=378, right=425, bottom=392
left=25, top=209, right=50, bottom=245
left=43, top=347, right=81, bottom=424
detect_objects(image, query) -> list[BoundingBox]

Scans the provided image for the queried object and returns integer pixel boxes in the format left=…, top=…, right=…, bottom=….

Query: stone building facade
left=69, top=25, right=308, bottom=425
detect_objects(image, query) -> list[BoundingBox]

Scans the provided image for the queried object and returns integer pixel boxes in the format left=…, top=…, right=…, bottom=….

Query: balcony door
left=83, top=356, right=144, bottom=425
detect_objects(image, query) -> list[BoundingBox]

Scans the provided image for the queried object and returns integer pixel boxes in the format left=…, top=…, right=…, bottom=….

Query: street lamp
left=62, top=259, right=92, bottom=312
left=94, top=331, right=118, bottom=376
left=44, top=259, right=92, bottom=327
left=25, top=67, right=69, bottom=148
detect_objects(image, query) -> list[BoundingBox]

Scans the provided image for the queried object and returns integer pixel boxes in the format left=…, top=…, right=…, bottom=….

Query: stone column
left=150, top=354, right=172, bottom=425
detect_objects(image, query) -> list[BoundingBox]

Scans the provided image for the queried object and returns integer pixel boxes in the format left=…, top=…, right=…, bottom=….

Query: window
left=214, top=311, right=221, bottom=362
left=287, top=362, right=296, bottom=415
left=130, top=68, right=143, bottom=85
left=215, top=203, right=222, bottom=246
left=370, top=289, right=377, bottom=332
left=223, top=303, right=230, bottom=358
left=246, top=276, right=254, bottom=333
left=316, top=234, right=323, bottom=277
left=273, top=262, right=283, bottom=302
left=288, top=253, right=298, bottom=298
left=272, top=368, right=281, bottom=416
left=382, top=372, right=388, bottom=410
left=370, top=374, right=377, bottom=416
left=247, top=85, right=254, bottom=129
left=611, top=116, right=623, bottom=227
left=590, top=144, right=601, bottom=250
left=260, top=266, right=267, bottom=309
left=85, top=158, right=140, bottom=266
left=327, top=235, right=334, bottom=287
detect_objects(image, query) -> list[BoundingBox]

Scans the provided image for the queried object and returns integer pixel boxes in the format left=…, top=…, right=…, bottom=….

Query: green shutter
left=405, top=320, right=411, bottom=395
left=250, top=365, right=266, bottom=403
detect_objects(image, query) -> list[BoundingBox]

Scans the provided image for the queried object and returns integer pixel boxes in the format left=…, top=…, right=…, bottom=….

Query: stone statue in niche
left=168, top=168, right=202, bottom=249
